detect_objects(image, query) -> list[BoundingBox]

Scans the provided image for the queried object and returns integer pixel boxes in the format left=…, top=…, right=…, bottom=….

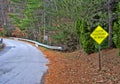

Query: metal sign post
left=90, top=25, right=108, bottom=71
left=98, top=45, right=101, bottom=71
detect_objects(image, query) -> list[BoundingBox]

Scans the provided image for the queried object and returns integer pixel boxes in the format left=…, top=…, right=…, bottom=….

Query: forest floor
left=38, top=47, right=120, bottom=84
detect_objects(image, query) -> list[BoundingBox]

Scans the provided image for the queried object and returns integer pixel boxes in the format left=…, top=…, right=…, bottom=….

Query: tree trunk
left=108, top=0, right=113, bottom=48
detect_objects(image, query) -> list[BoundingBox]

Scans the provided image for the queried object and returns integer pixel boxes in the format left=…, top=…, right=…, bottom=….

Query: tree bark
left=108, top=0, right=113, bottom=48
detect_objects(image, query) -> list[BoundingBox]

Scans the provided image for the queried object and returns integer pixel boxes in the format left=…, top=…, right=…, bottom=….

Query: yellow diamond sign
left=90, top=25, right=108, bottom=44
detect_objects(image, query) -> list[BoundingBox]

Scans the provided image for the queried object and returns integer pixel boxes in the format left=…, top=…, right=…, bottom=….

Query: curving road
left=0, top=39, right=48, bottom=84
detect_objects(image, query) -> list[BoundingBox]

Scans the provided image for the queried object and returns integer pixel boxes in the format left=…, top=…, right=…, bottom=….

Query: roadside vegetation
left=4, top=0, right=119, bottom=54
left=0, top=0, right=118, bottom=54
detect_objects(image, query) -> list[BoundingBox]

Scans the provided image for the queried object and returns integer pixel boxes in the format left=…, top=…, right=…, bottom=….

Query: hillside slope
left=39, top=48, right=120, bottom=84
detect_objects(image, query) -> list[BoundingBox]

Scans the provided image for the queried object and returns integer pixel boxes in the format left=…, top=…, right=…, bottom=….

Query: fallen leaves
left=38, top=47, right=120, bottom=84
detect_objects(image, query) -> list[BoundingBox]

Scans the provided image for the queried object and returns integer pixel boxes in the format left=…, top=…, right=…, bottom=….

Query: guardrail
left=11, top=38, right=63, bottom=50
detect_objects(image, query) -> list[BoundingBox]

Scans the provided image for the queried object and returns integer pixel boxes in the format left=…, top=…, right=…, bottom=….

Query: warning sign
left=90, top=25, right=108, bottom=44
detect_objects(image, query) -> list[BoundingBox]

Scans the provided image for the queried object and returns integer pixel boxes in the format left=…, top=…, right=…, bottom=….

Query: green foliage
left=75, top=19, right=95, bottom=54
left=11, top=0, right=19, bottom=2
left=113, top=22, right=120, bottom=56
left=51, top=23, right=78, bottom=51
left=0, top=30, right=7, bottom=37
left=9, top=0, right=120, bottom=53
left=113, top=2, right=120, bottom=56
left=45, top=0, right=112, bottom=53
left=113, top=22, right=119, bottom=47
left=0, top=32, right=3, bottom=36
left=10, top=0, right=42, bottom=28
left=9, top=0, right=43, bottom=40
left=9, top=14, right=20, bottom=25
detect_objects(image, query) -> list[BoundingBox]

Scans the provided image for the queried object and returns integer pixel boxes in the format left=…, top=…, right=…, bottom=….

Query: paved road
left=0, top=39, right=48, bottom=84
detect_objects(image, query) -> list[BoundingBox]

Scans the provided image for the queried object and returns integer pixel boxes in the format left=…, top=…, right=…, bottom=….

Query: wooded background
left=0, top=0, right=120, bottom=54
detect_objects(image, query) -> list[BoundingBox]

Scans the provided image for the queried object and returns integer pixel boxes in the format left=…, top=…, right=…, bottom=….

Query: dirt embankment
left=38, top=47, right=120, bottom=84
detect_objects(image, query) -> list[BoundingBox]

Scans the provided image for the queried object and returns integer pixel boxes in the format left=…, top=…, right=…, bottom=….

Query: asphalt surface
left=0, top=39, right=48, bottom=84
